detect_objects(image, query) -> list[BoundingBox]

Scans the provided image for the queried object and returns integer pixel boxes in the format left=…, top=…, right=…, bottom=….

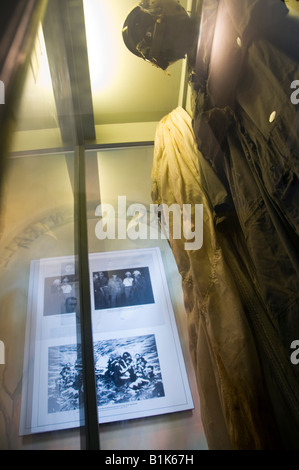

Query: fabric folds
left=151, top=107, right=280, bottom=450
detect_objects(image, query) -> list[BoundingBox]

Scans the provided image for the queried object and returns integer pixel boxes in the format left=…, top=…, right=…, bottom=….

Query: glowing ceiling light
left=83, top=0, right=118, bottom=94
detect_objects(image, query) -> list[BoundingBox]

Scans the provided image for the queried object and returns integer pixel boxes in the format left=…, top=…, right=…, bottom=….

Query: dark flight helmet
left=122, top=0, right=191, bottom=70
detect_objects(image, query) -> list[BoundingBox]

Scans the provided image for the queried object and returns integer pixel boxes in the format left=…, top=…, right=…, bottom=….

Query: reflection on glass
left=86, top=148, right=207, bottom=450
left=0, top=19, right=80, bottom=447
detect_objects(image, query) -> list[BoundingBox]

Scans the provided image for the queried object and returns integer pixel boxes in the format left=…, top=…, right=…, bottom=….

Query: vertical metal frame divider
left=43, top=0, right=100, bottom=449
left=59, top=0, right=99, bottom=450
left=74, top=145, right=100, bottom=450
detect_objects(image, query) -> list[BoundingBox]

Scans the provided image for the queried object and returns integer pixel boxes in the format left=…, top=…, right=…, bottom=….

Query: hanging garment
left=152, top=106, right=281, bottom=450
left=188, top=0, right=299, bottom=449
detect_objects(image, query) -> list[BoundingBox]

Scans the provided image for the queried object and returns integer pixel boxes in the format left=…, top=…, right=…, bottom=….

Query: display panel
left=20, top=247, right=193, bottom=435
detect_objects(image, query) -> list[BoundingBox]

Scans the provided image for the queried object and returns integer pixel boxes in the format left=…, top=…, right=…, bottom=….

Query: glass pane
left=0, top=150, right=84, bottom=449
left=85, top=147, right=208, bottom=451
left=10, top=23, right=64, bottom=154
left=0, top=21, right=83, bottom=450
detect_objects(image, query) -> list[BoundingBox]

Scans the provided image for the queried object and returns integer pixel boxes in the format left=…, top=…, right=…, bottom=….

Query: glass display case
left=0, top=0, right=207, bottom=451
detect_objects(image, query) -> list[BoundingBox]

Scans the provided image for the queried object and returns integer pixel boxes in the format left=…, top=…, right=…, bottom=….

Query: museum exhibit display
left=20, top=248, right=193, bottom=435
left=1, top=0, right=299, bottom=451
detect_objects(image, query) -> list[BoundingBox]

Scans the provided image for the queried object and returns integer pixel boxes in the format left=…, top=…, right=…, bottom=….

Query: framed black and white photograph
left=48, top=343, right=80, bottom=414
left=47, top=334, right=164, bottom=416
left=20, top=248, right=193, bottom=435
left=44, top=274, right=78, bottom=316
left=93, top=267, right=154, bottom=310
left=95, top=334, right=164, bottom=405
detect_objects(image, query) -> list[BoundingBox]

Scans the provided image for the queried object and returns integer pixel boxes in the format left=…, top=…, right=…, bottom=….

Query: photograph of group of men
left=47, top=334, right=165, bottom=414
left=93, top=267, right=155, bottom=310
left=95, top=334, right=165, bottom=406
